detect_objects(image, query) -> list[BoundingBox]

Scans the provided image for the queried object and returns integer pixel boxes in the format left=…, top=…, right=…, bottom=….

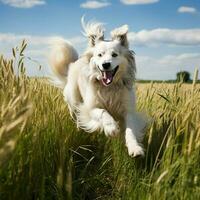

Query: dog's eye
left=112, top=53, right=118, bottom=57
left=98, top=53, right=102, bottom=57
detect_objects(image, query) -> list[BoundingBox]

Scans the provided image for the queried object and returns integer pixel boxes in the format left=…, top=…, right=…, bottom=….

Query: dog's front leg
left=125, top=113, right=144, bottom=157
left=125, top=90, right=145, bottom=157
left=78, top=107, right=120, bottom=136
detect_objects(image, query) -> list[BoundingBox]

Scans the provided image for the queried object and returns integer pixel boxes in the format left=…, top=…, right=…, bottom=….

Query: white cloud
left=156, top=53, right=200, bottom=66
left=1, top=0, right=46, bottom=8
left=128, top=28, right=200, bottom=46
left=136, top=53, right=200, bottom=80
left=120, top=0, right=159, bottom=5
left=0, top=33, right=85, bottom=46
left=80, top=0, right=110, bottom=9
left=178, top=6, right=197, bottom=14
left=0, top=33, right=86, bottom=76
left=0, top=33, right=86, bottom=63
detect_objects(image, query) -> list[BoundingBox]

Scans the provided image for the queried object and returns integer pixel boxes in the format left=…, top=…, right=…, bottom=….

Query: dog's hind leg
left=77, top=106, right=120, bottom=136
left=101, top=110, right=120, bottom=137
left=63, top=78, right=82, bottom=119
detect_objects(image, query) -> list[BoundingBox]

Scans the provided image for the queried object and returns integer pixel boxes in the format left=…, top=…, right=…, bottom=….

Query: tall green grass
left=0, top=43, right=200, bottom=200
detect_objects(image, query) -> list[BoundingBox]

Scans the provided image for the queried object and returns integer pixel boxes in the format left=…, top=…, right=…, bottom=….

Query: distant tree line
left=137, top=71, right=200, bottom=83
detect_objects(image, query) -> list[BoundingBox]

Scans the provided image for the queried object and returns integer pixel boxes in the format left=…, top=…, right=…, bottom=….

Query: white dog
left=49, top=19, right=145, bottom=157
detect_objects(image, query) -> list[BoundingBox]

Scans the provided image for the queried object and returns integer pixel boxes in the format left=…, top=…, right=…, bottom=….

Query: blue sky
left=0, top=0, right=200, bottom=80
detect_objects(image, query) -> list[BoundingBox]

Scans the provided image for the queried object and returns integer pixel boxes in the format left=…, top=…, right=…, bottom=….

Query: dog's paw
left=102, top=113, right=120, bottom=137
left=127, top=145, right=144, bottom=158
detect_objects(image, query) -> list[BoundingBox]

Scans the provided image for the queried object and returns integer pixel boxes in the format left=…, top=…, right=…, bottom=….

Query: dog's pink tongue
left=102, top=71, right=113, bottom=86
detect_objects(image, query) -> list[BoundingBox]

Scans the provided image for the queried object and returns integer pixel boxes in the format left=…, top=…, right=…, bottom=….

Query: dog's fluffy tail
left=49, top=39, right=78, bottom=87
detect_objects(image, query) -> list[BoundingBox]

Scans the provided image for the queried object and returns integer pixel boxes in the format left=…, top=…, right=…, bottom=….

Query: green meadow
left=0, top=43, right=200, bottom=200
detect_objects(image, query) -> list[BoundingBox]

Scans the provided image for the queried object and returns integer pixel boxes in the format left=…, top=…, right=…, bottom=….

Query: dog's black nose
left=102, top=62, right=111, bottom=70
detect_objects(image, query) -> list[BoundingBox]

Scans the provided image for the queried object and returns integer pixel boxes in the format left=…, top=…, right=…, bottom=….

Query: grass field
left=0, top=43, right=200, bottom=200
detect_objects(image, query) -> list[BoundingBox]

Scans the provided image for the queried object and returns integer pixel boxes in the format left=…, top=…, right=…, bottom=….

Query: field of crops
left=0, top=44, right=200, bottom=200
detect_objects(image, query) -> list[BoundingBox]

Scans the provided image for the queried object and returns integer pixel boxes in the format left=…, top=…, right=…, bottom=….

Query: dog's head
left=82, top=19, right=136, bottom=87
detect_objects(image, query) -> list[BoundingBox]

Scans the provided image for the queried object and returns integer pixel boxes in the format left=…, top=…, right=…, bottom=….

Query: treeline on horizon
left=137, top=70, right=200, bottom=83
left=136, top=79, right=200, bottom=83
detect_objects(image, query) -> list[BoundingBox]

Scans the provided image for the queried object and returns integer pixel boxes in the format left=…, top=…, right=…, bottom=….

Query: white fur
left=49, top=20, right=146, bottom=157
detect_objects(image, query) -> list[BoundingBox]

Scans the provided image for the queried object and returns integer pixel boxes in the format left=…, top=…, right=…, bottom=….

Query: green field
left=0, top=44, right=200, bottom=200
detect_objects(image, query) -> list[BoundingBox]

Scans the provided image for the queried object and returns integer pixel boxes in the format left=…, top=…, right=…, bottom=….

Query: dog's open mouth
left=99, top=66, right=119, bottom=86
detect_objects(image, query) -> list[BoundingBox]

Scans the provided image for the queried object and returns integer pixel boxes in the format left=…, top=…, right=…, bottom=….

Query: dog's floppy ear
left=111, top=25, right=129, bottom=48
left=81, top=17, right=104, bottom=47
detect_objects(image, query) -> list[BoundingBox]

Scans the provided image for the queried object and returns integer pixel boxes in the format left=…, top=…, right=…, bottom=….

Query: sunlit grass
left=0, top=43, right=200, bottom=200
